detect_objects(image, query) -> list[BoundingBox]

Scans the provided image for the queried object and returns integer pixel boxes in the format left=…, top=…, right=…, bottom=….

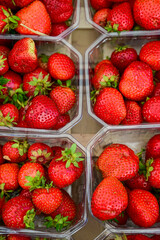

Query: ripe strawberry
left=2, top=196, right=35, bottom=228
left=48, top=53, right=75, bottom=81
left=133, top=0, right=160, bottom=30
left=111, top=46, right=138, bottom=73
left=106, top=2, right=134, bottom=32
left=14, top=0, right=34, bottom=8
left=146, top=158, right=160, bottom=188
left=15, top=1, right=51, bottom=35
left=125, top=172, right=152, bottom=191
left=0, top=103, right=19, bottom=127
left=145, top=134, right=160, bottom=160
left=151, top=236, right=160, bottom=240
left=0, top=56, right=8, bottom=75
left=0, top=6, right=9, bottom=34
left=0, top=46, right=10, bottom=56
left=142, top=96, right=160, bottom=122
left=140, top=41, right=160, bottom=71
left=0, top=145, right=4, bottom=164
left=38, top=54, right=49, bottom=72
left=32, top=187, right=63, bottom=214
left=151, top=83, right=160, bottom=97
left=134, top=235, right=151, bottom=240
left=7, top=235, right=31, bottom=240
left=90, top=0, right=111, bottom=10
left=8, top=38, right=38, bottom=74
left=92, top=63, right=119, bottom=89
left=16, top=107, right=29, bottom=128
left=51, top=146, right=64, bottom=157
left=127, top=189, right=159, bottom=227
left=0, top=195, right=5, bottom=218
left=28, top=142, right=53, bottom=164
left=25, top=95, right=59, bottom=129
left=48, top=143, right=84, bottom=188
left=0, top=1, right=17, bottom=10
left=18, top=162, right=45, bottom=190
left=42, top=0, right=73, bottom=23
left=91, top=176, right=128, bottom=221
left=52, top=114, right=70, bottom=130
left=2, top=140, right=28, bottom=163
left=94, top=59, right=112, bottom=73
left=119, top=61, right=154, bottom=101
left=93, top=87, right=126, bottom=125
left=50, top=23, right=68, bottom=36
left=93, top=8, right=110, bottom=27
left=111, top=211, right=128, bottom=225
left=19, top=189, right=32, bottom=199
left=23, top=67, right=52, bottom=97
left=0, top=163, right=19, bottom=190
left=121, top=101, right=143, bottom=125
left=97, top=143, right=139, bottom=181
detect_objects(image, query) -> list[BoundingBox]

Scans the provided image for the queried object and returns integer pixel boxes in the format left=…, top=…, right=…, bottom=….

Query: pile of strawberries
left=90, top=0, right=160, bottom=33
left=0, top=138, right=84, bottom=232
left=111, top=234, right=160, bottom=240
left=91, top=40, right=160, bottom=125
left=0, top=37, right=77, bottom=130
left=0, top=0, right=74, bottom=36
left=91, top=133, right=160, bottom=228
left=0, top=235, right=49, bottom=239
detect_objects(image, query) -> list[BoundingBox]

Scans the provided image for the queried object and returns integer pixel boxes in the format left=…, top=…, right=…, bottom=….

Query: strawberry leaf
left=25, top=171, right=46, bottom=191
left=44, top=214, right=71, bottom=231
left=0, top=76, right=9, bottom=85
left=24, top=208, right=35, bottom=229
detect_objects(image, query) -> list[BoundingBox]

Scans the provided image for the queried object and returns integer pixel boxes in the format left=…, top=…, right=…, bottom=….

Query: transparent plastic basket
left=85, top=34, right=160, bottom=129
left=0, top=35, right=83, bottom=135
left=0, top=132, right=87, bottom=238
left=84, top=0, right=160, bottom=37
left=87, top=124, right=160, bottom=230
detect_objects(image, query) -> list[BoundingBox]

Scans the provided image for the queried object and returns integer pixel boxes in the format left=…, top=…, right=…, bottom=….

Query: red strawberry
left=127, top=189, right=159, bottom=227
left=0, top=163, right=19, bottom=190
left=16, top=107, right=29, bottom=128
left=51, top=146, right=64, bottom=157
left=0, top=56, right=8, bottom=75
left=93, top=8, right=110, bottom=27
left=38, top=54, right=49, bottom=72
left=15, top=1, right=51, bottom=35
left=2, top=196, right=35, bottom=228
left=125, top=172, right=152, bottom=191
left=28, top=142, right=53, bottom=164
left=0, top=46, right=10, bottom=56
left=0, top=145, right=4, bottom=164
left=18, top=162, right=45, bottom=190
left=151, top=236, right=160, bottom=240
left=119, top=61, right=154, bottom=101
left=142, top=96, right=160, bottom=122
left=8, top=38, right=38, bottom=74
left=151, top=83, right=160, bottom=97
left=32, top=187, right=63, bottom=214
left=94, top=59, right=112, bottom=73
left=19, top=189, right=32, bottom=199
left=106, top=2, right=134, bottom=32
left=14, top=0, right=34, bottom=8
left=97, top=143, right=139, bottom=181
left=0, top=6, right=9, bottom=34
left=0, top=196, right=5, bottom=218
left=2, top=140, right=28, bottom=163
left=0, top=103, right=19, bottom=127
left=90, top=0, right=111, bottom=10
left=146, top=158, right=160, bottom=188
left=48, top=53, right=75, bottom=81
left=133, top=0, right=160, bottom=30
left=50, top=23, right=68, bottom=36
left=93, top=87, right=126, bottom=125
left=91, top=176, right=128, bottom=221
left=52, top=114, right=70, bottom=130
left=0, top=1, right=17, bottom=10
left=145, top=134, right=160, bottom=160
left=23, top=67, right=52, bottom=97
left=25, top=95, right=59, bottom=129
left=42, top=0, right=73, bottom=23
left=7, top=235, right=31, bottom=240
left=112, top=211, right=128, bottom=225
left=111, top=46, right=138, bottom=73
left=48, top=143, right=84, bottom=188
left=121, top=101, right=143, bottom=125
left=134, top=235, right=151, bottom=240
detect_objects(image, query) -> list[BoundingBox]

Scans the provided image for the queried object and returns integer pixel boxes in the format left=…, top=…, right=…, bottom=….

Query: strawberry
left=0, top=1, right=17, bottom=10
left=51, top=146, right=64, bottom=157
left=48, top=143, right=84, bottom=188
left=0, top=6, right=9, bottom=34
left=27, top=142, right=53, bottom=164
left=0, top=46, right=10, bottom=56
left=52, top=114, right=70, bottom=130
left=94, top=59, right=112, bottom=73
left=16, top=107, right=29, bottom=128
left=0, top=55, right=8, bottom=75
left=32, top=187, right=63, bottom=214
left=111, top=211, right=128, bottom=225
left=133, top=0, right=160, bottom=30
left=93, top=8, right=110, bottom=27
left=25, top=95, right=59, bottom=129
left=121, top=101, right=143, bottom=125
left=146, top=158, right=160, bottom=188
left=151, top=236, right=160, bottom=240
left=125, top=172, right=152, bottom=191
left=42, top=0, right=73, bottom=23
left=106, top=2, right=134, bottom=32
left=119, top=61, right=154, bottom=101
left=23, top=67, right=52, bottom=97
left=145, top=134, right=160, bottom=160
left=151, top=83, right=160, bottom=97
left=7, top=235, right=31, bottom=240
left=2, top=196, right=35, bottom=229
left=127, top=189, right=159, bottom=227
left=97, top=143, right=139, bottom=181
left=90, top=0, right=111, bottom=10
left=142, top=96, right=160, bottom=122
left=38, top=54, right=49, bottom=72
left=15, top=1, right=51, bottom=35
left=0, top=145, right=4, bottom=164
left=0, top=163, right=19, bottom=191
left=2, top=140, right=28, bottom=163
left=48, top=53, right=75, bottom=81
left=93, top=87, right=126, bottom=125
left=92, top=63, right=119, bottom=89
left=0, top=103, right=19, bottom=127
left=111, top=46, right=138, bottom=73
left=50, top=23, right=68, bottom=36
left=19, top=189, right=32, bottom=199
left=134, top=235, right=151, bottom=240
left=18, top=162, right=45, bottom=190
left=140, top=41, right=160, bottom=71
left=91, top=176, right=128, bottom=221
left=8, top=38, right=38, bottom=74
left=14, top=0, right=34, bottom=8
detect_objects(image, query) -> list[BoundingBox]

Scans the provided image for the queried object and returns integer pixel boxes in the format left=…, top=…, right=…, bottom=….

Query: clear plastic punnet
left=0, top=132, right=87, bottom=238
left=0, top=36, right=83, bottom=135
left=87, top=125, right=160, bottom=230
left=85, top=34, right=160, bottom=128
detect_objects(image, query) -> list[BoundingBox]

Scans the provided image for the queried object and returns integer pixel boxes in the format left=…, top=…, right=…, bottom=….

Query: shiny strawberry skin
left=14, top=0, right=34, bottom=7
left=151, top=83, right=160, bottom=97
left=94, top=59, right=112, bottom=73
left=134, top=235, right=151, bottom=240
left=0, top=55, right=9, bottom=75
left=145, top=134, right=160, bottom=160
left=50, top=23, right=68, bottom=36
left=0, top=6, right=8, bottom=34
left=148, top=158, right=160, bottom=188
left=51, top=146, right=64, bottom=157
left=19, top=189, right=32, bottom=199
left=0, top=46, right=10, bottom=56
left=52, top=114, right=70, bottom=130
left=142, top=96, right=160, bottom=122
left=7, top=235, right=32, bottom=240
left=90, top=0, right=111, bottom=10
left=0, top=103, right=19, bottom=124
left=0, top=163, right=19, bottom=190
left=125, top=173, right=152, bottom=191
left=93, top=8, right=110, bottom=27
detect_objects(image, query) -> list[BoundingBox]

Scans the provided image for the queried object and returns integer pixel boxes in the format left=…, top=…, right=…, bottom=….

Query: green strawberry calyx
left=25, top=171, right=46, bottom=191
left=114, top=46, right=129, bottom=52
left=114, top=234, right=128, bottom=240
left=30, top=149, right=52, bottom=163
left=39, top=54, right=49, bottom=63
left=0, top=111, right=17, bottom=128
left=23, top=208, right=36, bottom=229
left=101, top=75, right=119, bottom=88
left=29, top=72, right=52, bottom=97
left=56, top=143, right=84, bottom=168
left=44, top=214, right=71, bottom=231
left=0, top=183, right=5, bottom=198
left=0, top=55, right=7, bottom=68
left=11, top=139, right=29, bottom=156
left=0, top=236, right=6, bottom=240
left=105, top=22, right=119, bottom=33
left=90, top=89, right=100, bottom=104
left=0, top=76, right=9, bottom=97
left=2, top=8, right=20, bottom=33
left=56, top=79, right=76, bottom=91
left=146, top=158, right=154, bottom=181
